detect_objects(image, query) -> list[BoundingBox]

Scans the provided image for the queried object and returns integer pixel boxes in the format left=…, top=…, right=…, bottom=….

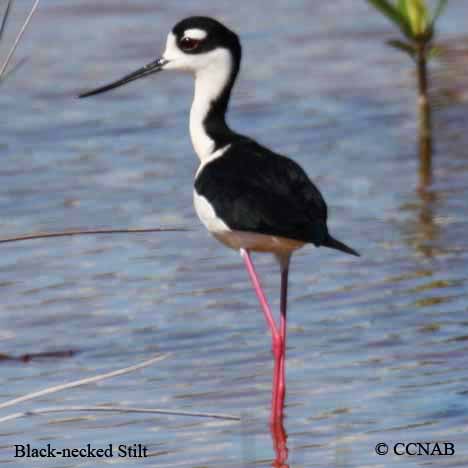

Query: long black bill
left=79, top=58, right=168, bottom=98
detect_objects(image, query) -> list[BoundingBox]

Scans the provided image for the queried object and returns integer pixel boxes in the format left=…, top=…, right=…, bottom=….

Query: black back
left=195, top=137, right=330, bottom=246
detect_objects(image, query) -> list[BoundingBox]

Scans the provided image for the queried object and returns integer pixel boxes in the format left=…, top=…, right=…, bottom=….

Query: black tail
left=322, top=234, right=360, bottom=257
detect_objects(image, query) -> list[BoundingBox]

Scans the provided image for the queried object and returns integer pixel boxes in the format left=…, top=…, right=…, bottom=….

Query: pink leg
left=240, top=249, right=280, bottom=342
left=240, top=249, right=284, bottom=422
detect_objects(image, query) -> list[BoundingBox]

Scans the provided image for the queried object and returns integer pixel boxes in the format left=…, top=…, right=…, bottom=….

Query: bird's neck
left=190, top=52, right=239, bottom=162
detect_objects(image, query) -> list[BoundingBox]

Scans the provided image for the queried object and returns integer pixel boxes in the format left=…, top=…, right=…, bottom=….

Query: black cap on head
left=172, top=16, right=241, bottom=62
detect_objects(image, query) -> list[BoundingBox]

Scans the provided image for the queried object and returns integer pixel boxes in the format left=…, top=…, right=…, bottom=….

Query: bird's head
left=79, top=16, right=241, bottom=98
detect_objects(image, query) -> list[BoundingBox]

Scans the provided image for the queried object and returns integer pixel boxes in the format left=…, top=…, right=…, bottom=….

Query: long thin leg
left=240, top=249, right=280, bottom=343
left=277, top=260, right=290, bottom=417
left=240, top=249, right=283, bottom=422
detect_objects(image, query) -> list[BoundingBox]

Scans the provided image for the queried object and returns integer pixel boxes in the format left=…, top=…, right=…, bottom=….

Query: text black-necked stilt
left=80, top=16, right=359, bottom=422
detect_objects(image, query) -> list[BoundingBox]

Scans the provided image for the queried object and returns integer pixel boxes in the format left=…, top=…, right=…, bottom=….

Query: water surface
left=1, top=1, right=468, bottom=466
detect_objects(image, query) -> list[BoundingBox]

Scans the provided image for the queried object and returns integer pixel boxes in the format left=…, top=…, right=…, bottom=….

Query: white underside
left=193, top=190, right=305, bottom=255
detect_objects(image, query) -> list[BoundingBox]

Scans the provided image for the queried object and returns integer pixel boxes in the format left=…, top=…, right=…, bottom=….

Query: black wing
left=194, top=139, right=329, bottom=245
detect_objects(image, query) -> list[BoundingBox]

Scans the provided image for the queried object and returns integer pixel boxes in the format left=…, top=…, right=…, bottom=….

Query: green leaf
left=428, top=46, right=441, bottom=59
left=407, top=0, right=429, bottom=36
left=367, top=0, right=412, bottom=38
left=398, top=0, right=409, bottom=20
left=431, top=0, right=448, bottom=26
left=387, top=39, right=416, bottom=58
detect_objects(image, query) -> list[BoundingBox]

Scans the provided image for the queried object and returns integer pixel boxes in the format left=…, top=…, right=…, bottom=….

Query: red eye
left=180, top=36, right=201, bottom=51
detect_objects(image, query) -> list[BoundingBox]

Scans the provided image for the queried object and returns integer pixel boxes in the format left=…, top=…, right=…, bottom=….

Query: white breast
left=193, top=144, right=232, bottom=235
left=193, top=191, right=231, bottom=234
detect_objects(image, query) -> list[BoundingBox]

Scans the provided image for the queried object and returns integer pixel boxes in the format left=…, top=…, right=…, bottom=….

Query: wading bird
left=80, top=16, right=359, bottom=423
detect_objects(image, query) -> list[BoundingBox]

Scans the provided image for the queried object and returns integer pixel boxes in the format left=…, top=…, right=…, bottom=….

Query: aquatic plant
left=0, top=353, right=240, bottom=422
left=0, top=227, right=190, bottom=244
left=0, top=0, right=39, bottom=84
left=366, top=0, right=449, bottom=188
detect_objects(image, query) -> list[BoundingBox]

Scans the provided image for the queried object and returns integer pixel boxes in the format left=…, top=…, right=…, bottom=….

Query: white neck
left=189, top=49, right=232, bottom=162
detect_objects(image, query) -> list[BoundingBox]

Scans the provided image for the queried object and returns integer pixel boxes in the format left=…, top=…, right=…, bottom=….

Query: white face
left=162, top=31, right=231, bottom=76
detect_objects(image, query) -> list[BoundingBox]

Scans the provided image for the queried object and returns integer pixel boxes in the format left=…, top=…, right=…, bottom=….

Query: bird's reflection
left=240, top=414, right=289, bottom=467
left=271, top=419, right=289, bottom=468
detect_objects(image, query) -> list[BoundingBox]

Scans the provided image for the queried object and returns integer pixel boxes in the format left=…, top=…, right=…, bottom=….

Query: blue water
left=1, top=1, right=468, bottom=466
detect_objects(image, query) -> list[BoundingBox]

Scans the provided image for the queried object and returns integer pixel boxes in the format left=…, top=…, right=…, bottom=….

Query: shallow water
left=1, top=1, right=468, bottom=467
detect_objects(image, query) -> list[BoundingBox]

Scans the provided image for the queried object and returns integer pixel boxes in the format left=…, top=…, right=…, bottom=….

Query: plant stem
left=0, top=354, right=168, bottom=410
left=0, top=0, right=40, bottom=81
left=416, top=42, right=432, bottom=189
left=0, top=405, right=240, bottom=423
left=0, top=227, right=189, bottom=244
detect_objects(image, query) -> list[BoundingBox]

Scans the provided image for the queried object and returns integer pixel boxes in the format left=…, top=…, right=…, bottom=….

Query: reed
left=0, top=406, right=240, bottom=423
left=366, top=0, right=448, bottom=189
left=0, top=0, right=39, bottom=83
left=0, top=227, right=190, bottom=244
left=0, top=353, right=240, bottom=423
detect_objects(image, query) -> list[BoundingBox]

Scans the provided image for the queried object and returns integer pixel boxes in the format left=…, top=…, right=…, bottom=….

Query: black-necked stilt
left=80, top=16, right=359, bottom=422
